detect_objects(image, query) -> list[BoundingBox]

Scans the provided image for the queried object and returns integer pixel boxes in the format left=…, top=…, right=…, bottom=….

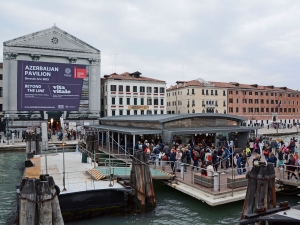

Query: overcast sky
left=1, top=1, right=300, bottom=89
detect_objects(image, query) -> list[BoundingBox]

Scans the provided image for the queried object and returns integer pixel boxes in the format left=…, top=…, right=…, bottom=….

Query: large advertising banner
left=17, top=60, right=89, bottom=111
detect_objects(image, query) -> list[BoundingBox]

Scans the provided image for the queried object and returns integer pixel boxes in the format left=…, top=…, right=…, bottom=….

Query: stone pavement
left=0, top=133, right=79, bottom=149
left=257, top=126, right=299, bottom=136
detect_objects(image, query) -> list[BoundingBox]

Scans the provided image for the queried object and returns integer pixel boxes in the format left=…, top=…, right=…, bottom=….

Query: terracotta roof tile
left=167, top=79, right=205, bottom=90
left=167, top=78, right=299, bottom=92
left=103, top=72, right=165, bottom=83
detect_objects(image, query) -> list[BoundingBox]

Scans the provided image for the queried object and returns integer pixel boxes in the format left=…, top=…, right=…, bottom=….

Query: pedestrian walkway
left=0, top=132, right=79, bottom=150
left=257, top=126, right=300, bottom=136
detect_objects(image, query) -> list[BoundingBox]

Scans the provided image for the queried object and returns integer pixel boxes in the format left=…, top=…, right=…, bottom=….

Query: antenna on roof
left=182, top=64, right=184, bottom=80
left=54, top=23, right=56, bottom=27
left=197, top=78, right=214, bottom=87
left=112, top=53, right=117, bottom=73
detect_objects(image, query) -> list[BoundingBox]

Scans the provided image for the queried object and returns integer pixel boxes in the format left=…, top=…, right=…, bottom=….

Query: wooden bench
left=227, top=174, right=247, bottom=188
left=194, top=174, right=214, bottom=188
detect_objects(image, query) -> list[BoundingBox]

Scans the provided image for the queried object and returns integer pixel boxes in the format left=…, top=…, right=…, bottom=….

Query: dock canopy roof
left=85, top=113, right=257, bottom=148
left=85, top=113, right=254, bottom=134
left=99, top=113, right=247, bottom=124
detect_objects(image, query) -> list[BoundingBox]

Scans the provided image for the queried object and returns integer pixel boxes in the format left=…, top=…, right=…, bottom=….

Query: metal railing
left=147, top=154, right=253, bottom=194
left=276, top=164, right=300, bottom=181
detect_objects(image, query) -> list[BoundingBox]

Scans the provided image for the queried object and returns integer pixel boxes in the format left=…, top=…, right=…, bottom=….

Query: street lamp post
left=5, top=114, right=9, bottom=145
left=50, top=118, right=53, bottom=138
left=44, top=140, right=48, bottom=174
left=62, top=141, right=67, bottom=191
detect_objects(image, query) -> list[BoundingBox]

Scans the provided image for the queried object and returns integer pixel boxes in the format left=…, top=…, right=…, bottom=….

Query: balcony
left=187, top=104, right=190, bottom=108
left=202, top=104, right=206, bottom=107
left=192, top=104, right=195, bottom=107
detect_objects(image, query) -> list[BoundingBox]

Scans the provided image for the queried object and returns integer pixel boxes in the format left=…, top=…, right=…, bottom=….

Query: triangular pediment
left=4, top=26, right=100, bottom=54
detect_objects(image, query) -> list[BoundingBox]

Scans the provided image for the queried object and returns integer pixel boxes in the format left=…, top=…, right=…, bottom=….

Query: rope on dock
left=18, top=192, right=57, bottom=203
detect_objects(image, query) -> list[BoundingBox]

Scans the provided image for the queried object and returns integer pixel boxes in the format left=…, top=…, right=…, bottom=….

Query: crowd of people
left=133, top=136, right=300, bottom=181
left=247, top=136, right=300, bottom=181
left=47, top=128, right=83, bottom=141
left=134, top=138, right=240, bottom=177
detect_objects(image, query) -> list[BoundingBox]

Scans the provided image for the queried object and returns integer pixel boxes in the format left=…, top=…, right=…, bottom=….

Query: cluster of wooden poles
left=130, top=150, right=156, bottom=211
left=241, top=162, right=276, bottom=218
left=19, top=175, right=64, bottom=225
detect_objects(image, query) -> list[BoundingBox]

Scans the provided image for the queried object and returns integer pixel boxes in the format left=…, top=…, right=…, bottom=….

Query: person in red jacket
left=285, top=154, right=298, bottom=181
left=191, top=148, right=200, bottom=172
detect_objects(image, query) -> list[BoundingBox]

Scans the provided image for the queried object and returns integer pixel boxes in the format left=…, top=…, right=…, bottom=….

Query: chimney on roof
left=280, top=87, right=287, bottom=90
left=176, top=81, right=186, bottom=84
left=250, top=84, right=258, bottom=88
left=266, top=85, right=274, bottom=89
left=130, top=71, right=141, bottom=78
left=230, top=82, right=239, bottom=86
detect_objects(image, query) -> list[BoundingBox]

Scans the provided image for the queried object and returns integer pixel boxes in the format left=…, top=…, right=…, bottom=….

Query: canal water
left=1, top=148, right=299, bottom=225
left=0, top=151, right=25, bottom=225
left=66, top=185, right=299, bottom=225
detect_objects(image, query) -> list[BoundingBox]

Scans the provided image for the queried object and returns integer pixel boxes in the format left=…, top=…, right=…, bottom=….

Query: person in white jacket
left=258, top=141, right=264, bottom=155
left=207, top=161, right=215, bottom=177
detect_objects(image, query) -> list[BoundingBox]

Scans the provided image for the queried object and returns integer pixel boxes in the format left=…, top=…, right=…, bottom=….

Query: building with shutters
left=166, top=78, right=228, bottom=115
left=101, top=71, right=166, bottom=117
left=167, top=78, right=300, bottom=127
left=216, top=82, right=300, bottom=126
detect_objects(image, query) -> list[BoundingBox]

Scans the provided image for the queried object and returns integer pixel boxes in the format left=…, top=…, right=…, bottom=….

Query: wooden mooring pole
left=25, top=133, right=42, bottom=158
left=19, top=175, right=64, bottom=225
left=130, top=150, right=156, bottom=212
left=241, top=162, right=276, bottom=222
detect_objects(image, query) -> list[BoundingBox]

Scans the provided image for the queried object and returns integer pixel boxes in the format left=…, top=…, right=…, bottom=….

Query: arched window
left=192, top=109, right=195, bottom=113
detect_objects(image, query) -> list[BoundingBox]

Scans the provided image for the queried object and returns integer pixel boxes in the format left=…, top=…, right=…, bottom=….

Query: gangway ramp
left=277, top=178, right=300, bottom=188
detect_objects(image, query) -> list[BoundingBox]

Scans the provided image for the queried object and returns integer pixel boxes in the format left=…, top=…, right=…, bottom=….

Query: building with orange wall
left=167, top=79, right=300, bottom=126
left=209, top=82, right=300, bottom=126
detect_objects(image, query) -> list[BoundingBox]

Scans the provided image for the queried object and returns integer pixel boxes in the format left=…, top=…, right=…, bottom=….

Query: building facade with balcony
left=166, top=78, right=228, bottom=114
left=101, top=71, right=166, bottom=117
left=220, top=82, right=300, bottom=126
left=167, top=79, right=300, bottom=127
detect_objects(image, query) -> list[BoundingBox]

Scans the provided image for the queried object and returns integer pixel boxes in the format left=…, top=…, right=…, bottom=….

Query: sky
left=1, top=0, right=300, bottom=89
